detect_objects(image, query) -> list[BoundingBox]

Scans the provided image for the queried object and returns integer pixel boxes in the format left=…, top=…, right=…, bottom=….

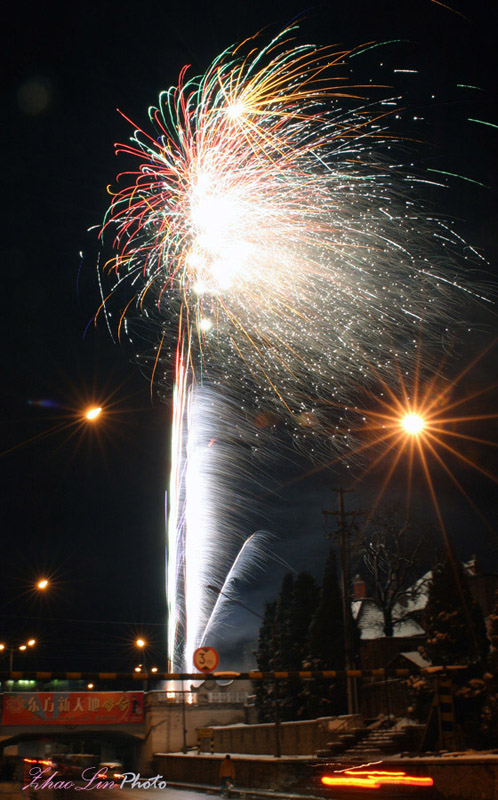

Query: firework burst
left=102, top=26, right=484, bottom=439
left=101, top=26, right=490, bottom=669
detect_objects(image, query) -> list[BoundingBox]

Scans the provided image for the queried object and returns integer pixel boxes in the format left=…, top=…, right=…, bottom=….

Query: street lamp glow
left=1, top=639, right=36, bottom=671
left=401, top=413, right=426, bottom=435
left=134, top=666, right=142, bottom=673
left=37, top=579, right=49, bottom=590
left=136, top=638, right=146, bottom=648
left=86, top=407, right=102, bottom=421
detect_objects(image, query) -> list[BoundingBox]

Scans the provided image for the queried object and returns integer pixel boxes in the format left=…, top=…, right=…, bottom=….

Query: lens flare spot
left=402, top=412, right=425, bottom=435
left=199, top=317, right=213, bottom=332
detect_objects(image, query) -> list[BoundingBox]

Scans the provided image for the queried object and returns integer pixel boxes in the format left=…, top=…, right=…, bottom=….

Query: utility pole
left=323, top=487, right=358, bottom=716
left=181, top=679, right=188, bottom=753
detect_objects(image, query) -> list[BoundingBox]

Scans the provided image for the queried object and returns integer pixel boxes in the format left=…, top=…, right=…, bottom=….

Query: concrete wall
left=154, top=753, right=498, bottom=799
left=139, top=699, right=248, bottom=771
left=209, top=716, right=363, bottom=756
left=390, top=757, right=498, bottom=800
left=154, top=754, right=315, bottom=793
left=0, top=784, right=23, bottom=800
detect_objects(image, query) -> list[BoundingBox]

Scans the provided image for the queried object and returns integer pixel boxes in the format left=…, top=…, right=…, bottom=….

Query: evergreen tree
left=419, top=556, right=488, bottom=745
left=481, top=591, right=498, bottom=744
left=277, top=572, right=320, bottom=720
left=273, top=573, right=295, bottom=670
left=306, top=549, right=347, bottom=716
left=255, top=599, right=277, bottom=722
left=288, top=572, right=320, bottom=668
left=422, top=557, right=488, bottom=667
left=309, top=549, right=344, bottom=666
left=256, top=571, right=321, bottom=721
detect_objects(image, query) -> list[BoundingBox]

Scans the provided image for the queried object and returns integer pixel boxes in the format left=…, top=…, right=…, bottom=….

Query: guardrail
left=146, top=690, right=250, bottom=704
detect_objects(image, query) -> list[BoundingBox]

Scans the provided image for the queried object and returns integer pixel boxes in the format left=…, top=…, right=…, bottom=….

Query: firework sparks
left=101, top=26, right=489, bottom=669
left=167, top=381, right=287, bottom=669
left=102, top=26, right=484, bottom=442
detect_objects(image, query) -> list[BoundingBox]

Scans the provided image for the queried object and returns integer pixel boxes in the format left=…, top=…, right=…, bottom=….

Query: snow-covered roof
left=398, top=651, right=431, bottom=669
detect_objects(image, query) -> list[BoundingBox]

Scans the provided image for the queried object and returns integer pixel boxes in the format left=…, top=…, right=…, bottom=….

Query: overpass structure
left=0, top=685, right=252, bottom=771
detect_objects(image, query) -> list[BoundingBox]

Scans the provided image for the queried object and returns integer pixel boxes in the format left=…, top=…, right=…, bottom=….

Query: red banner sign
left=2, top=692, right=144, bottom=726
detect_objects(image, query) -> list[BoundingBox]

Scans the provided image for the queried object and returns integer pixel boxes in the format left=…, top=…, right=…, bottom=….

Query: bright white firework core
left=199, top=317, right=213, bottom=332
left=402, top=413, right=426, bottom=435
left=189, top=173, right=254, bottom=291
left=226, top=101, right=248, bottom=120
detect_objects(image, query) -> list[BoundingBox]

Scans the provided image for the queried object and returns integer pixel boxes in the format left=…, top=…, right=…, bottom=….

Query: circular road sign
left=193, top=646, right=219, bottom=673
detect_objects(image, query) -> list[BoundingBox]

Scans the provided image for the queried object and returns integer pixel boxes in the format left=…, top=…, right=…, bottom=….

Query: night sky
left=3, top=0, right=497, bottom=676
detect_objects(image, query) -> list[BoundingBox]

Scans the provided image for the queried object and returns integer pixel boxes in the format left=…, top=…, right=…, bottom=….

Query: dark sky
left=2, top=0, right=497, bottom=675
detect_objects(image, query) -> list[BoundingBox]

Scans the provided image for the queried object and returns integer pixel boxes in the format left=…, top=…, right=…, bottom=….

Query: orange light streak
left=321, top=768, right=434, bottom=788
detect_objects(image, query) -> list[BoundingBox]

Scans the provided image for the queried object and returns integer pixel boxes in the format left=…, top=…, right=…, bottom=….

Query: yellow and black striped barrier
left=0, top=667, right=465, bottom=682
left=437, top=678, right=456, bottom=748
left=420, top=676, right=457, bottom=751
left=0, top=669, right=412, bottom=682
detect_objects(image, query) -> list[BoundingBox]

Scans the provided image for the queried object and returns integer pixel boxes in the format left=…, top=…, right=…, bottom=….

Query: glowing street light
left=134, top=639, right=158, bottom=688
left=0, top=638, right=36, bottom=672
left=85, top=407, right=102, bottom=421
left=36, top=579, right=49, bottom=590
left=401, top=412, right=426, bottom=435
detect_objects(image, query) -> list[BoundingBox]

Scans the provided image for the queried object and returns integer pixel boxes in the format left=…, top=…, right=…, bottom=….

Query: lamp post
left=135, top=639, right=159, bottom=691
left=0, top=639, right=37, bottom=684
left=207, top=585, right=281, bottom=758
left=135, top=637, right=147, bottom=690
left=323, top=488, right=359, bottom=715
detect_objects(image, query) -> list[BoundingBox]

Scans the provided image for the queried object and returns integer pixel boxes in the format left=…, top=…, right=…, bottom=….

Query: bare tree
left=353, top=506, right=435, bottom=637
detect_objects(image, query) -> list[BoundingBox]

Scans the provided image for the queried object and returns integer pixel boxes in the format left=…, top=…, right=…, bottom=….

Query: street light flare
left=85, top=407, right=102, bottom=421
left=37, top=579, right=49, bottom=590
left=334, top=341, right=498, bottom=566
left=136, top=638, right=146, bottom=648
left=401, top=412, right=426, bottom=435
